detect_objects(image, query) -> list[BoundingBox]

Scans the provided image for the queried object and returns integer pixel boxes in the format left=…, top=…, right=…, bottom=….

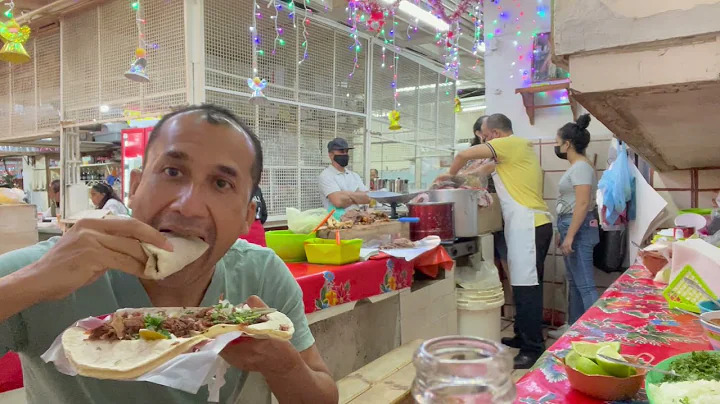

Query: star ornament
left=0, top=18, right=31, bottom=64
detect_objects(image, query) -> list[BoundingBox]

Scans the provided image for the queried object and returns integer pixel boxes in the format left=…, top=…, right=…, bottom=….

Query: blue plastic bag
left=598, top=142, right=632, bottom=224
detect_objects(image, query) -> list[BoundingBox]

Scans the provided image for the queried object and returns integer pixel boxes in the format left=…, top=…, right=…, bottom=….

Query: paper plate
left=675, top=213, right=707, bottom=231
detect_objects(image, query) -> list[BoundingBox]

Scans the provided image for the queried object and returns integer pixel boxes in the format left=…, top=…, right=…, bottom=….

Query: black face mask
left=554, top=145, right=568, bottom=160
left=333, top=154, right=350, bottom=167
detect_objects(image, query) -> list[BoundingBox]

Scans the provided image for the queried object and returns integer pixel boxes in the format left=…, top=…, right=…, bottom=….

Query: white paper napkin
left=41, top=316, right=242, bottom=402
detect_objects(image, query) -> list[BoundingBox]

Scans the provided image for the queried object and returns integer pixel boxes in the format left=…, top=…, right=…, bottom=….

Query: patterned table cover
left=515, top=265, right=712, bottom=404
left=287, top=257, right=413, bottom=314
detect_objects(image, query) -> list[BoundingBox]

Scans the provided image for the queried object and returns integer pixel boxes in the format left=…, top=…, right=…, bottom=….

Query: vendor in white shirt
left=90, top=182, right=129, bottom=216
left=318, top=138, right=370, bottom=217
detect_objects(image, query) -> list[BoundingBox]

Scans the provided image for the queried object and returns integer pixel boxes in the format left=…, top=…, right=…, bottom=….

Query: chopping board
left=317, top=220, right=410, bottom=243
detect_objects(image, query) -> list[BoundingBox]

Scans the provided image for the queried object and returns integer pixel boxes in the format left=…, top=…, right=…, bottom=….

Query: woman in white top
left=554, top=114, right=600, bottom=327
left=90, top=182, right=129, bottom=216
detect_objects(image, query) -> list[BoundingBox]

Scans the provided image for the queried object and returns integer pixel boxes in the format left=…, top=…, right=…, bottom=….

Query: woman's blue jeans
left=557, top=212, right=600, bottom=325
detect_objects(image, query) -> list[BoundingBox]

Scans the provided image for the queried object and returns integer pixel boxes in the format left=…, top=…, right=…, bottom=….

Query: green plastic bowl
left=645, top=351, right=720, bottom=403
left=265, top=230, right=316, bottom=262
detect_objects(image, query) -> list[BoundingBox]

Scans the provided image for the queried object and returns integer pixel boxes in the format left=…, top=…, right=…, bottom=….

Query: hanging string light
left=348, top=1, right=362, bottom=79
left=298, top=0, right=310, bottom=64
left=250, top=0, right=260, bottom=72
left=124, top=0, right=149, bottom=82
left=268, top=0, right=284, bottom=55
left=247, top=0, right=267, bottom=104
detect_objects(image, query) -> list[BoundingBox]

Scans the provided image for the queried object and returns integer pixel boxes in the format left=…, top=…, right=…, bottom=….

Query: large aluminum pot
left=407, top=202, right=454, bottom=241
left=428, top=189, right=479, bottom=237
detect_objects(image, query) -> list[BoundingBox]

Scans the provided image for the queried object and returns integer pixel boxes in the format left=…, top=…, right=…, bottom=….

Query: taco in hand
left=61, top=301, right=294, bottom=380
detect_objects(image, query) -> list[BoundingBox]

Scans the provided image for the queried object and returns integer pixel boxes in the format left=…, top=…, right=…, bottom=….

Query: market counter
left=288, top=257, right=413, bottom=314
left=515, top=264, right=711, bottom=403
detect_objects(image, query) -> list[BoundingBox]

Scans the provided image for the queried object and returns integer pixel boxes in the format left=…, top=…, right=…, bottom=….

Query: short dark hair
left=485, top=113, right=513, bottom=133
left=558, top=114, right=592, bottom=155
left=50, top=179, right=60, bottom=194
left=145, top=104, right=263, bottom=190
left=470, top=115, right=488, bottom=146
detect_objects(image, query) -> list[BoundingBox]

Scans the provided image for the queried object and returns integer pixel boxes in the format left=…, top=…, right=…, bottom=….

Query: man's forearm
left=0, top=264, right=42, bottom=323
left=264, top=351, right=338, bottom=404
left=349, top=191, right=370, bottom=205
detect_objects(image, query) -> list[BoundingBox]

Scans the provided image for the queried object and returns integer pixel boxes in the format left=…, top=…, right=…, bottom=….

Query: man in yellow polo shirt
left=442, top=113, right=552, bottom=369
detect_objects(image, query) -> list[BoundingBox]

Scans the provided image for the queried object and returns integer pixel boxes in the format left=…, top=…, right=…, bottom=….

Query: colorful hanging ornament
left=247, top=77, right=268, bottom=105
left=360, top=4, right=386, bottom=32
left=0, top=18, right=31, bottom=64
left=388, top=110, right=401, bottom=131
left=126, top=1, right=150, bottom=82
left=125, top=48, right=150, bottom=82
left=454, top=97, right=462, bottom=113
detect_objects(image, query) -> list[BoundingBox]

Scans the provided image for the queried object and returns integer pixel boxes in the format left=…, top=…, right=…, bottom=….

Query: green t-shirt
left=0, top=238, right=315, bottom=404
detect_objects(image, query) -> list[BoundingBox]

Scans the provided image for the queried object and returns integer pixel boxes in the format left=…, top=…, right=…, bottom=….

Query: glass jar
left=411, top=336, right=516, bottom=404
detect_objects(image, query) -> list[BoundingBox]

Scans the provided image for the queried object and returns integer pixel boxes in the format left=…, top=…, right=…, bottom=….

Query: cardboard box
left=478, top=194, right=503, bottom=234
left=0, top=204, right=38, bottom=255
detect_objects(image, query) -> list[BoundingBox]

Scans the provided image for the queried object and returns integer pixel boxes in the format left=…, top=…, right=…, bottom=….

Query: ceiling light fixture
left=461, top=105, right=487, bottom=112
left=380, top=0, right=450, bottom=32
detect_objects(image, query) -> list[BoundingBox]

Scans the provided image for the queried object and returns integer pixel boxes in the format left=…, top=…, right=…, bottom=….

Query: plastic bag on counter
left=455, top=253, right=501, bottom=290
left=704, top=228, right=720, bottom=247
left=286, top=207, right=328, bottom=234
left=598, top=142, right=632, bottom=225
left=0, top=188, right=26, bottom=205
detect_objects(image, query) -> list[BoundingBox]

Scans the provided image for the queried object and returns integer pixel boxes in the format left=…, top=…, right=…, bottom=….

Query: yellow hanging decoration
left=388, top=110, right=401, bottom=131
left=454, top=97, right=462, bottom=113
left=0, top=18, right=31, bottom=64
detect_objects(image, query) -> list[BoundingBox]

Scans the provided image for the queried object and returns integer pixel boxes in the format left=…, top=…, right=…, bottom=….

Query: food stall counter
left=287, top=257, right=413, bottom=314
left=515, top=265, right=711, bottom=403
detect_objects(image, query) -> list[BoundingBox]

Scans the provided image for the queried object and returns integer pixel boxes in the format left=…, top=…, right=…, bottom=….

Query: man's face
left=128, top=112, right=257, bottom=284
left=480, top=121, right=498, bottom=142
left=329, top=149, right=349, bottom=161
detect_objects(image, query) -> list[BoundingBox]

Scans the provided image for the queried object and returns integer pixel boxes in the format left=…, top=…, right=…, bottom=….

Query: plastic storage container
left=304, top=238, right=362, bottom=265
left=456, top=286, right=505, bottom=342
left=265, top=230, right=316, bottom=262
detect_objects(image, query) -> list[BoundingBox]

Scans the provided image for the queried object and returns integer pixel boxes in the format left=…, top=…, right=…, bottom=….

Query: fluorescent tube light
left=379, top=0, right=450, bottom=32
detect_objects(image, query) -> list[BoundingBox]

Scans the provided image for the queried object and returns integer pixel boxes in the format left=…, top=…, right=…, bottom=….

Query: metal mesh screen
left=334, top=31, right=366, bottom=114
left=204, top=0, right=254, bottom=95
left=99, top=0, right=141, bottom=120
left=0, top=63, right=9, bottom=136
left=61, top=0, right=186, bottom=124
left=370, top=44, right=455, bottom=188
left=62, top=8, right=100, bottom=123
left=10, top=40, right=35, bottom=136
left=36, top=31, right=61, bottom=131
left=298, top=24, right=334, bottom=109
left=258, top=102, right=299, bottom=215
left=203, top=1, right=369, bottom=218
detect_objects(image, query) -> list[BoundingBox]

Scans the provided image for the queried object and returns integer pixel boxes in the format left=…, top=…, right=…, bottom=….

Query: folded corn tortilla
left=61, top=306, right=294, bottom=380
left=141, top=234, right=209, bottom=280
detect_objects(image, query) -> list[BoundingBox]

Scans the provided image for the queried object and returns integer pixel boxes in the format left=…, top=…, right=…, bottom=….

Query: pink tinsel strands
left=351, top=0, right=482, bottom=26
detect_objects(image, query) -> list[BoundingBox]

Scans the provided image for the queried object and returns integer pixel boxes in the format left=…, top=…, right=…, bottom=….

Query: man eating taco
left=0, top=105, right=338, bottom=404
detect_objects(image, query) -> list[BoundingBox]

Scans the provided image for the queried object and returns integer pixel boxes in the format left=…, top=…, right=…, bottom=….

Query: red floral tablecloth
left=515, top=264, right=712, bottom=404
left=287, top=257, right=413, bottom=314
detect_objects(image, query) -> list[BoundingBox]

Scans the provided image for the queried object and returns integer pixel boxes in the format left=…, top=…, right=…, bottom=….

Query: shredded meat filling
left=87, top=308, right=272, bottom=341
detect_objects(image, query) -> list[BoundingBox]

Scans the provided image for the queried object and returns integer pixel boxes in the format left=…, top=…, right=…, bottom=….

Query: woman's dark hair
left=470, top=115, right=488, bottom=146
left=558, top=114, right=592, bottom=155
left=92, top=182, right=123, bottom=209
